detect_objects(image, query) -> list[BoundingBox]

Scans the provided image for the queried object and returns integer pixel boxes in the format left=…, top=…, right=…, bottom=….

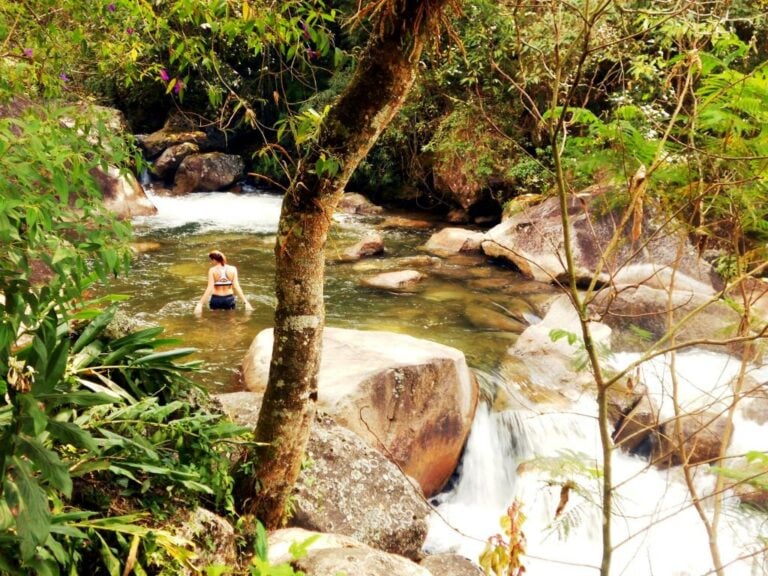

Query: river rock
left=292, top=413, right=430, bottom=560
left=589, top=284, right=744, bottom=353
left=612, top=394, right=658, bottom=456
left=336, top=192, right=384, bottom=215
left=503, top=295, right=612, bottom=404
left=361, top=269, right=426, bottom=292
left=268, top=528, right=431, bottom=575
left=152, top=141, right=200, bottom=179
left=464, top=302, right=527, bottom=333
left=378, top=216, right=435, bottom=229
left=293, top=544, right=431, bottom=576
left=423, top=227, right=485, bottom=256
left=172, top=152, right=245, bottom=194
left=215, top=392, right=430, bottom=559
left=338, top=233, right=385, bottom=261
left=91, top=165, right=157, bottom=218
left=137, top=127, right=209, bottom=157
left=482, top=188, right=722, bottom=293
left=241, top=327, right=479, bottom=497
left=654, top=410, right=728, bottom=468
left=421, top=553, right=484, bottom=576
left=177, top=507, right=236, bottom=573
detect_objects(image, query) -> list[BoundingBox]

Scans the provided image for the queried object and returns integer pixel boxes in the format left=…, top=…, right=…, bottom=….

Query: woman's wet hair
left=208, top=250, right=227, bottom=265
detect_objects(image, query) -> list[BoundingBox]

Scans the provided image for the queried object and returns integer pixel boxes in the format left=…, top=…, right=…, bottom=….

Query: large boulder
left=173, top=152, right=245, bottom=194
left=215, top=392, right=431, bottom=559
left=482, top=189, right=722, bottom=293
left=152, top=141, right=200, bottom=179
left=502, top=295, right=612, bottom=404
left=589, top=284, right=744, bottom=353
left=336, top=192, right=384, bottom=215
left=292, top=414, right=430, bottom=560
left=90, top=165, right=157, bottom=218
left=241, top=327, right=479, bottom=496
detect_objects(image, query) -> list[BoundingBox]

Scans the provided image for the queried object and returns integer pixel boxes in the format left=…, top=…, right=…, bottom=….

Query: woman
left=194, top=250, right=254, bottom=314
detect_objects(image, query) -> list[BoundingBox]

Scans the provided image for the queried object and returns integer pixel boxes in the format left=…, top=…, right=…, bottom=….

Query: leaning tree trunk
left=240, top=0, right=456, bottom=528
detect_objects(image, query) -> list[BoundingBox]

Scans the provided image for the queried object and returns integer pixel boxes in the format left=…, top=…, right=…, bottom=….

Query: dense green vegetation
left=2, top=0, right=768, bottom=574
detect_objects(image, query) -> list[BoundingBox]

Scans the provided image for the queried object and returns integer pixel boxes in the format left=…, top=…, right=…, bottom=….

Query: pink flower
left=107, top=3, right=116, bottom=11
left=159, top=68, right=170, bottom=82
left=23, top=48, right=33, bottom=58
left=126, top=27, right=134, bottom=35
left=173, top=80, right=183, bottom=94
left=59, top=73, right=70, bottom=82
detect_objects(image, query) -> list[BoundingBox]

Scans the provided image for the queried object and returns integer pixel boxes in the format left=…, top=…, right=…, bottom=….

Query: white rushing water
left=133, top=189, right=284, bottom=234
left=426, top=350, right=768, bottom=575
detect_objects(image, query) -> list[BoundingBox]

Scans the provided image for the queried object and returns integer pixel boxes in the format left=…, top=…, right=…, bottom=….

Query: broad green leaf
left=129, top=348, right=197, bottom=364
left=97, top=533, right=121, bottom=576
left=46, top=420, right=99, bottom=453
left=37, top=391, right=120, bottom=407
left=17, top=435, right=73, bottom=497
left=71, top=307, right=116, bottom=354
left=8, top=458, right=51, bottom=561
left=18, top=394, right=48, bottom=437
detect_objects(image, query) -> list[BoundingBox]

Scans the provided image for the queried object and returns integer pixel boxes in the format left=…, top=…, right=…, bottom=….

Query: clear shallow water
left=109, top=190, right=550, bottom=391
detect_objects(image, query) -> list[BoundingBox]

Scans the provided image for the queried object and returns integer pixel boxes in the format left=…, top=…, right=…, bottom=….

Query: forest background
left=1, top=0, right=767, bottom=574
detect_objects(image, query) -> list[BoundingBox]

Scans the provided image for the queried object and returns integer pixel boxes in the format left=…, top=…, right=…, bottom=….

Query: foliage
left=1, top=304, right=251, bottom=575
left=713, top=451, right=768, bottom=504
left=479, top=500, right=527, bottom=576
left=0, top=0, right=339, bottom=131
left=0, top=101, right=136, bottom=382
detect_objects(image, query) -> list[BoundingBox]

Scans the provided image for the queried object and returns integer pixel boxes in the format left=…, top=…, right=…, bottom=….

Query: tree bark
left=239, top=0, right=456, bottom=528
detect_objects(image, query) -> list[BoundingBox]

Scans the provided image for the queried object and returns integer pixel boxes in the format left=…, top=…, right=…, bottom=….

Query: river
left=112, top=189, right=768, bottom=575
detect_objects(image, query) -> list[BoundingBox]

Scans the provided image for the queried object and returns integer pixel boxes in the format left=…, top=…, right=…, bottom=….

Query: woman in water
left=194, top=250, right=254, bottom=314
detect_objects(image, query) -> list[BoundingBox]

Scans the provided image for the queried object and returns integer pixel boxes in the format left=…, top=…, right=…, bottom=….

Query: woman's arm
left=194, top=268, right=215, bottom=314
left=231, top=267, right=253, bottom=311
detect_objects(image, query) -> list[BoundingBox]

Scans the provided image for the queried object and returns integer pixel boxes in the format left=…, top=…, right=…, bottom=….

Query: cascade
left=426, top=352, right=768, bottom=575
left=136, top=188, right=283, bottom=234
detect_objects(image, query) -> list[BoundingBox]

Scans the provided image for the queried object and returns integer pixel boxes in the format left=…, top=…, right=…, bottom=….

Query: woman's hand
left=194, top=302, right=203, bottom=316
left=244, top=302, right=254, bottom=313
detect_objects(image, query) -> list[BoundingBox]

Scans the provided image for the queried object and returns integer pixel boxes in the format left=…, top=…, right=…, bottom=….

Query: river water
left=112, top=189, right=768, bottom=575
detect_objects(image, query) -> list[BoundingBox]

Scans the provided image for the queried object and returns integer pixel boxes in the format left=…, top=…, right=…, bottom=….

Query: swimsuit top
left=213, top=265, right=233, bottom=286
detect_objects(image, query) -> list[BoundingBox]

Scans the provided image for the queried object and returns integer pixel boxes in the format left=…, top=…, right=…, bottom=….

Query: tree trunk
left=240, top=0, right=456, bottom=528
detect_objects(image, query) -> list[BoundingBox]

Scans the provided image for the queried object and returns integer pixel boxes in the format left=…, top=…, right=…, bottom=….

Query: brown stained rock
left=423, top=227, right=485, bottom=257
left=241, top=327, right=479, bottom=497
left=91, top=165, right=157, bottom=218
left=152, top=141, right=200, bottom=179
left=173, top=152, right=245, bottom=194
left=338, top=233, right=385, bottom=262
left=482, top=190, right=722, bottom=293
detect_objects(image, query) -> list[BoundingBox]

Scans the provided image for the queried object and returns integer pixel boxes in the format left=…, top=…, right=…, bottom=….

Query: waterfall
left=426, top=351, right=768, bottom=575
left=134, top=189, right=283, bottom=234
